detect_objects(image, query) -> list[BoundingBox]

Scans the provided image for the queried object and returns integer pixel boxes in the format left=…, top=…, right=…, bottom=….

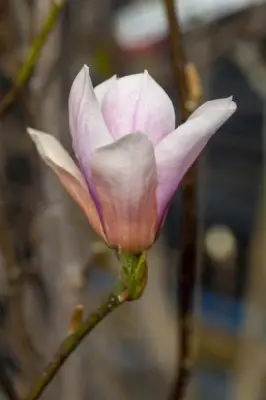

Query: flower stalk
left=25, top=251, right=147, bottom=400
left=25, top=291, right=123, bottom=400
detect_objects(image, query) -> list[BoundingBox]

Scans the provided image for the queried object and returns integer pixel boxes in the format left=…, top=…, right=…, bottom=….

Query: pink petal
left=91, top=133, right=157, bottom=253
left=28, top=128, right=105, bottom=240
left=101, top=73, right=143, bottom=139
left=133, top=71, right=175, bottom=145
left=94, top=75, right=117, bottom=105
left=68, top=65, right=113, bottom=173
left=102, top=71, right=175, bottom=144
left=155, top=97, right=237, bottom=219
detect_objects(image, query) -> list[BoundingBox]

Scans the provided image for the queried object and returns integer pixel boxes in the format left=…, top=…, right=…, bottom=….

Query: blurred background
left=0, top=0, right=266, bottom=399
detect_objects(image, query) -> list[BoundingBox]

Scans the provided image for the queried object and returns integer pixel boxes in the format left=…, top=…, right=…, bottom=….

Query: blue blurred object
left=86, top=266, right=116, bottom=294
left=195, top=364, right=230, bottom=400
left=201, top=290, right=244, bottom=335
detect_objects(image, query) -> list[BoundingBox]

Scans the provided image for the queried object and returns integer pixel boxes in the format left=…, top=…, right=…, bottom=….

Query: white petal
left=28, top=128, right=105, bottom=239
left=155, top=97, right=237, bottom=218
left=101, top=71, right=175, bottom=144
left=188, top=96, right=235, bottom=121
left=28, top=127, right=85, bottom=184
left=133, top=71, right=175, bottom=145
left=94, top=75, right=117, bottom=105
left=68, top=65, right=113, bottom=172
left=91, top=133, right=157, bottom=253
left=101, top=73, right=143, bottom=139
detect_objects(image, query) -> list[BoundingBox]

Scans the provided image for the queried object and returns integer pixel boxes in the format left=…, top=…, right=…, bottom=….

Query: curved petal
left=91, top=133, right=157, bottom=253
left=133, top=71, right=175, bottom=145
left=102, top=71, right=175, bottom=144
left=102, top=73, right=143, bottom=139
left=94, top=75, right=117, bottom=105
left=28, top=128, right=105, bottom=240
left=155, top=97, right=237, bottom=218
left=68, top=65, right=113, bottom=173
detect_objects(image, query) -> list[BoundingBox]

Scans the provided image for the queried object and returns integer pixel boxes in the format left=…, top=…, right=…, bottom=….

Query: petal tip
left=73, top=64, right=90, bottom=86
left=82, top=64, right=89, bottom=73
left=231, top=101, right=237, bottom=111
left=27, top=126, right=38, bottom=136
left=27, top=127, right=46, bottom=143
left=26, top=127, right=49, bottom=160
left=69, top=64, right=93, bottom=113
left=227, top=96, right=237, bottom=113
left=27, top=126, right=35, bottom=137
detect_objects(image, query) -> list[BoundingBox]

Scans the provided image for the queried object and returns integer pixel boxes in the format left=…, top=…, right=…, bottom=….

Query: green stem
left=24, top=251, right=147, bottom=400
left=0, top=0, right=66, bottom=116
left=25, top=288, right=126, bottom=400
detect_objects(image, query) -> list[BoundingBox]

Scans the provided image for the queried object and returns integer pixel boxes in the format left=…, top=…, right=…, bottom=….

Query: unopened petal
left=102, top=73, right=143, bottom=139
left=102, top=72, right=175, bottom=144
left=69, top=65, right=113, bottom=173
left=28, top=128, right=105, bottom=239
left=91, top=133, right=157, bottom=253
left=94, top=75, right=117, bottom=105
left=133, top=71, right=175, bottom=145
left=155, top=97, right=237, bottom=219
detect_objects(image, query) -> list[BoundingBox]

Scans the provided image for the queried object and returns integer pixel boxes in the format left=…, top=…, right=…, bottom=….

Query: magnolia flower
left=28, top=66, right=236, bottom=253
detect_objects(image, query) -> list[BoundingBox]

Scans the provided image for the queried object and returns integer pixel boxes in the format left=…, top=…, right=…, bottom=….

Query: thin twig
left=173, top=166, right=197, bottom=400
left=164, top=0, right=190, bottom=122
left=0, top=363, right=19, bottom=400
left=0, top=0, right=66, bottom=116
left=164, top=1, right=201, bottom=400
left=25, top=289, right=127, bottom=400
